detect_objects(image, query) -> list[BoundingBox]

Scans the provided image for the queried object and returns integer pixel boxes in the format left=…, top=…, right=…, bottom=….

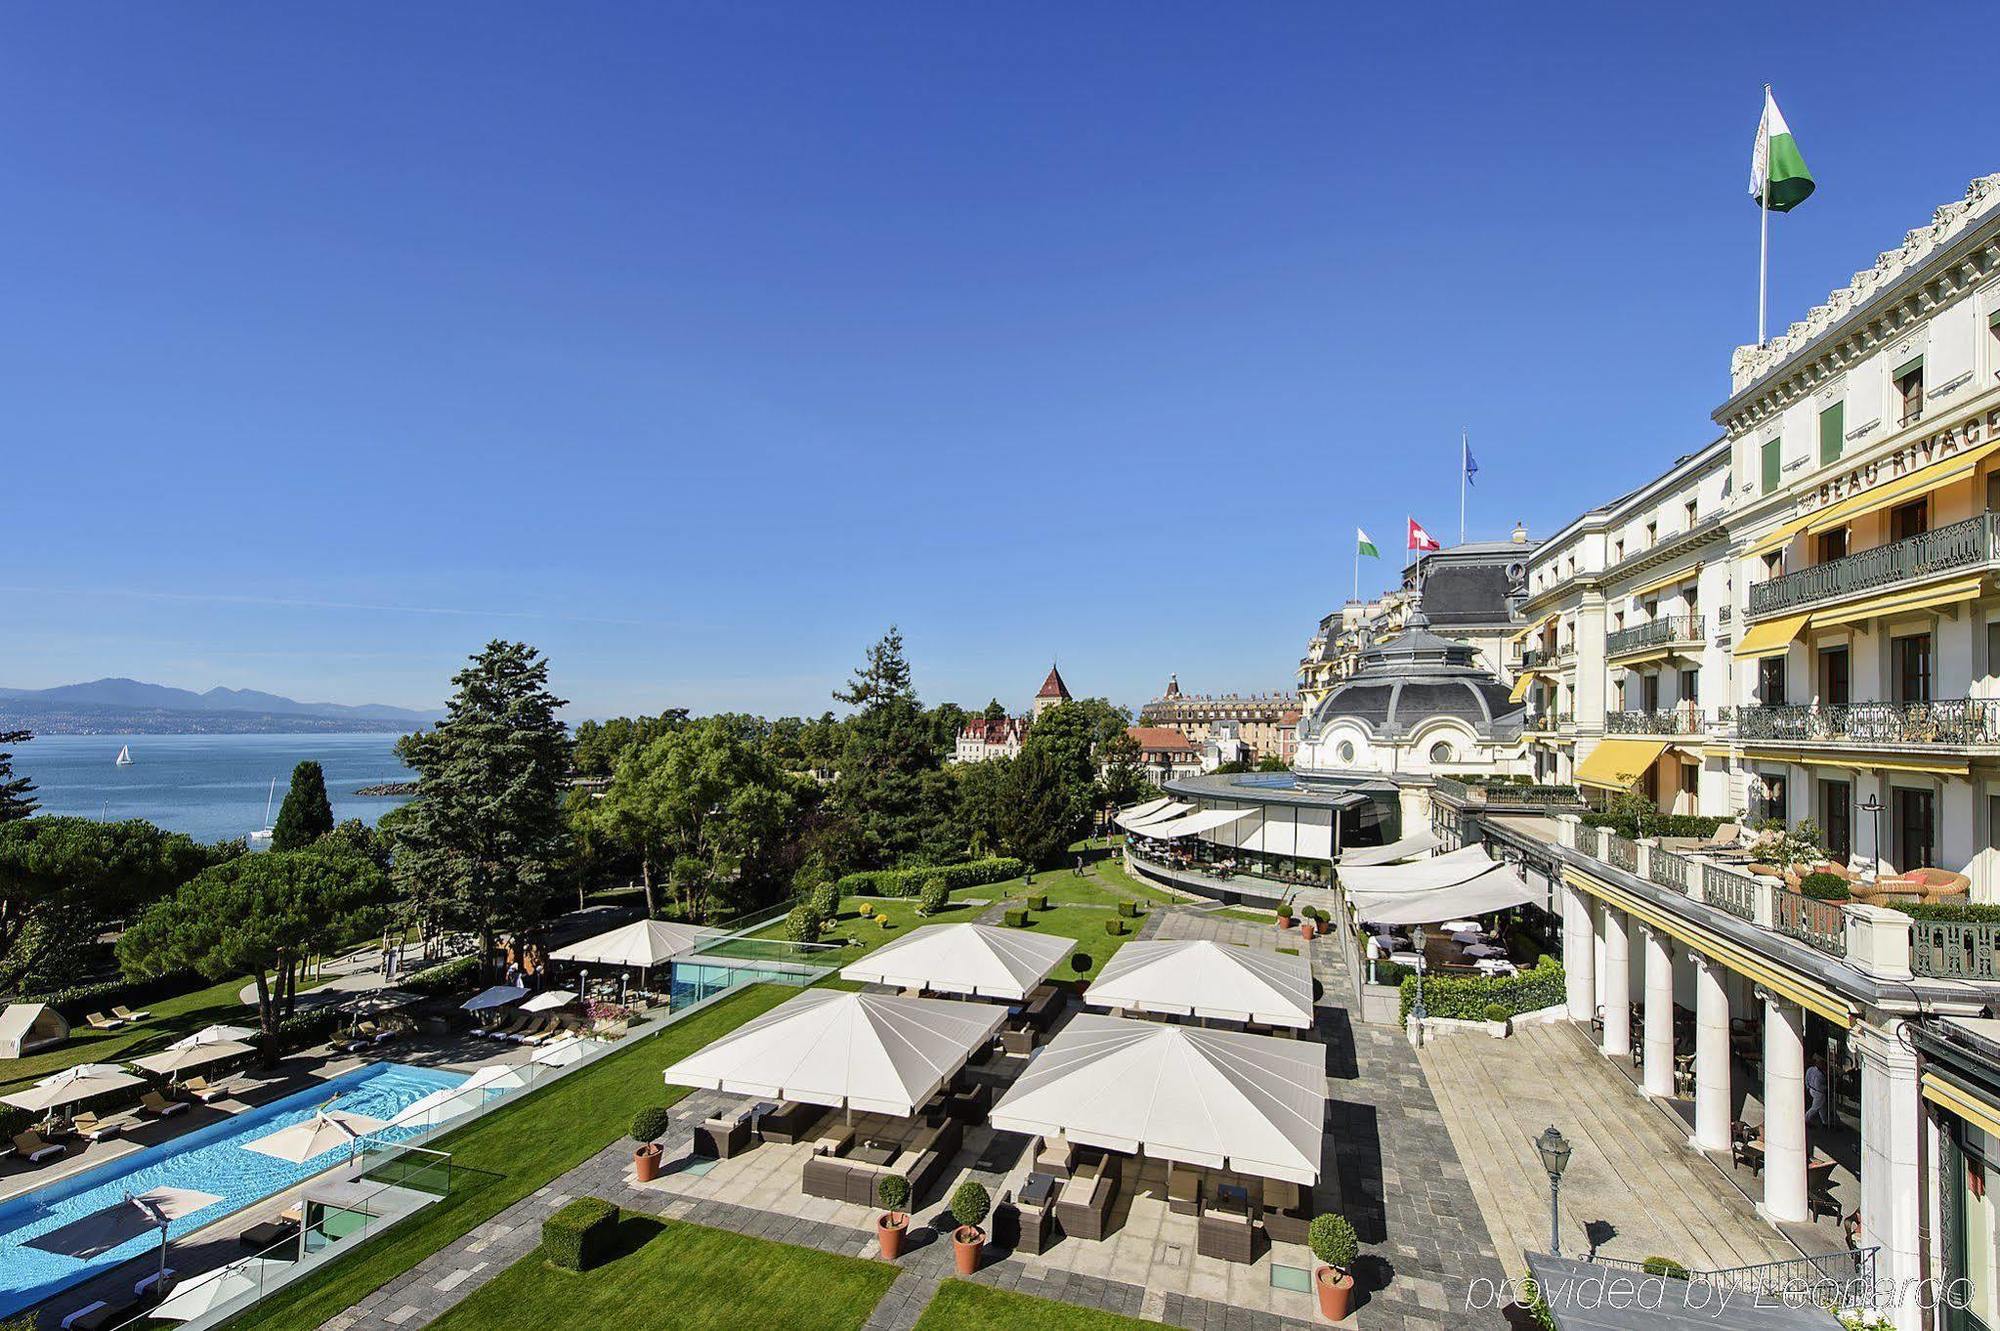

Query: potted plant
left=1300, top=907, right=1319, bottom=941
left=875, top=1174, right=910, bottom=1260
left=630, top=1106, right=671, bottom=1183
left=948, top=1180, right=990, bottom=1275
left=1276, top=905, right=1293, bottom=929
left=1308, top=1213, right=1358, bottom=1320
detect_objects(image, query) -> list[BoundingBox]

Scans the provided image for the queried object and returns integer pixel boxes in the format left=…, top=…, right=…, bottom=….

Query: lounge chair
left=182, top=1076, right=241, bottom=1103
left=1167, top=1162, right=1201, bottom=1216
left=1197, top=1207, right=1260, bottom=1263
left=1052, top=1152, right=1119, bottom=1241
left=140, top=1090, right=189, bottom=1119
left=84, top=1012, right=124, bottom=1030
left=111, top=1004, right=152, bottom=1022
left=12, top=1130, right=66, bottom=1163
left=240, top=1206, right=303, bottom=1253
left=70, top=1112, right=135, bottom=1142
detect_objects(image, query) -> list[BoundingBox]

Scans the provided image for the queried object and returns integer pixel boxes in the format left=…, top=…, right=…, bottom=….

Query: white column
left=1691, top=953, right=1732, bottom=1152
left=1856, top=1021, right=1924, bottom=1331
left=1761, top=995, right=1809, bottom=1224
left=1564, top=884, right=1596, bottom=1022
left=1601, top=907, right=1631, bottom=1061
left=1643, top=927, right=1676, bottom=1098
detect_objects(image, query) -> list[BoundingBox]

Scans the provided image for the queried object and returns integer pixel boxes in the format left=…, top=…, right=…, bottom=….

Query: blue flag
left=1465, top=448, right=1479, bottom=486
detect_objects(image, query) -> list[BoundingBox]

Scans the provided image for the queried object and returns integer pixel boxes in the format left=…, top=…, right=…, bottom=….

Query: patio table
left=851, top=1141, right=900, bottom=1168
left=1020, top=1171, right=1056, bottom=1208
left=1388, top=952, right=1421, bottom=967
left=1462, top=944, right=1505, bottom=959
left=1441, top=919, right=1482, bottom=933
left=1473, top=959, right=1517, bottom=976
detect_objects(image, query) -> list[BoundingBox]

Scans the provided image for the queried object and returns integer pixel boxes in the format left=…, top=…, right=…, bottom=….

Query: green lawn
left=0, top=974, right=255, bottom=1094
left=428, top=1213, right=895, bottom=1331
left=734, top=894, right=985, bottom=970
left=220, top=983, right=796, bottom=1331
left=912, top=1280, right=1164, bottom=1331
left=998, top=903, right=1139, bottom=981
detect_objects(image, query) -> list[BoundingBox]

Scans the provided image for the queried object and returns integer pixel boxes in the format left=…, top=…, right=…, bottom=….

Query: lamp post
left=1409, top=925, right=1428, bottom=1023
left=1533, top=1125, right=1573, bottom=1256
left=1860, top=794, right=1884, bottom=879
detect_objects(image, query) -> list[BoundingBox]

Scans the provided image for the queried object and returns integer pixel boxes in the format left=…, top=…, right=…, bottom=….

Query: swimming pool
left=0, top=1061, right=463, bottom=1318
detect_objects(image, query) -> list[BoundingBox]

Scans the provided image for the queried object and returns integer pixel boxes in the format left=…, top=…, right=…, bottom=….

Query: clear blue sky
left=7, top=3, right=1991, bottom=719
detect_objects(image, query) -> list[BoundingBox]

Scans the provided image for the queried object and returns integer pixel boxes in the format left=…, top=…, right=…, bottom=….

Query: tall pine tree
left=0, top=730, right=37, bottom=824
left=271, top=760, right=335, bottom=850
left=829, top=627, right=959, bottom=867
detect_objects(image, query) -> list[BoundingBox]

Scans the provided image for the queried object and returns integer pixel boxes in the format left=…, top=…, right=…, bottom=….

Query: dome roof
left=1302, top=613, right=1523, bottom=741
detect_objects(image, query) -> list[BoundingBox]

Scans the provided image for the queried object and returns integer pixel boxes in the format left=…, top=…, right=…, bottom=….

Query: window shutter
left=1818, top=401, right=1845, bottom=465
left=1761, top=438, right=1782, bottom=493
left=1894, top=355, right=1925, bottom=382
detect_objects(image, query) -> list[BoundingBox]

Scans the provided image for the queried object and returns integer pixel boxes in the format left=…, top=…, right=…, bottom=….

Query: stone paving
left=309, top=900, right=1516, bottom=1331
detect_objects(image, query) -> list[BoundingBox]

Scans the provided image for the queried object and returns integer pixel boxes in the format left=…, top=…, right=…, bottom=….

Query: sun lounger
left=240, top=1209, right=303, bottom=1252
left=141, top=1090, right=189, bottom=1119
left=84, top=1012, right=125, bottom=1030
left=111, top=1004, right=152, bottom=1022
left=12, top=1130, right=66, bottom=1163
left=70, top=1112, right=136, bottom=1142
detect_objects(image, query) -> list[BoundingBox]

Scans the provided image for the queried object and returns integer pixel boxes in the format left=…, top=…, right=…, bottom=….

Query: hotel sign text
left=1798, top=406, right=2000, bottom=513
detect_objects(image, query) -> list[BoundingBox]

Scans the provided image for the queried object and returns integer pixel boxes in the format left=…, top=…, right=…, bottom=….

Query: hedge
left=1103, top=919, right=1125, bottom=937
left=13, top=972, right=199, bottom=1018
left=1116, top=900, right=1138, bottom=919
left=542, top=1197, right=620, bottom=1272
left=1003, top=909, right=1029, bottom=928
left=403, top=955, right=478, bottom=997
left=833, top=857, right=1025, bottom=899
left=275, top=1006, right=345, bottom=1051
left=1899, top=902, right=2000, bottom=924
left=1399, top=956, right=1565, bottom=1023
left=1580, top=812, right=1724, bottom=841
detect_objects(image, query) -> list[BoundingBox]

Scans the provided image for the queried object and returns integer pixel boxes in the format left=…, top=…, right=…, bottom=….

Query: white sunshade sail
left=990, top=1014, right=1328, bottom=1185
left=1338, top=844, right=1495, bottom=899
left=167, top=1023, right=257, bottom=1050
left=1084, top=939, right=1315, bottom=1029
left=1139, top=807, right=1258, bottom=840
left=660, top=988, right=1008, bottom=1116
left=130, top=1039, right=255, bottom=1078
left=244, top=1110, right=387, bottom=1163
left=389, top=1063, right=528, bottom=1128
left=153, top=1258, right=289, bottom=1321
left=1114, top=796, right=1174, bottom=827
left=1346, top=862, right=1540, bottom=927
left=1, top=1064, right=145, bottom=1115
left=339, top=989, right=423, bottom=1016
left=460, top=985, right=528, bottom=1013
left=550, top=919, right=719, bottom=969
left=839, top=923, right=1074, bottom=1001
left=25, top=1187, right=222, bottom=1260
left=1118, top=801, right=1192, bottom=833
left=1339, top=830, right=1442, bottom=867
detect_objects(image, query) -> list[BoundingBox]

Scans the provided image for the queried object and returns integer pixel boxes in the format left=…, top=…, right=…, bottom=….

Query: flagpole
left=1458, top=429, right=1468, bottom=545
left=1758, top=83, right=1770, bottom=346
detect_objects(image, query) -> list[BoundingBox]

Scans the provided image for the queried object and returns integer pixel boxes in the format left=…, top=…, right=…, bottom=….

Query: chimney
left=1511, top=521, right=1529, bottom=545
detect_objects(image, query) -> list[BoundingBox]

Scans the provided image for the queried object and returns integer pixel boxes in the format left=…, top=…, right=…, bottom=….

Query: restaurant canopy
left=989, top=1014, right=1327, bottom=1184
left=1084, top=939, right=1314, bottom=1029
left=660, top=988, right=1007, bottom=1116
left=839, top=923, right=1074, bottom=1001
left=1139, top=807, right=1257, bottom=840
left=550, top=919, right=719, bottom=970
left=1338, top=844, right=1493, bottom=897
left=1, top=1063, right=145, bottom=1115
left=1339, top=830, right=1442, bottom=867
left=1117, top=801, right=1191, bottom=833
left=1345, top=852, right=1540, bottom=926
left=1114, top=796, right=1174, bottom=826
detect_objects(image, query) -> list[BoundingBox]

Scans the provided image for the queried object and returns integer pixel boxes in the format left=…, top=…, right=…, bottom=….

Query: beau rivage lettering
left=1797, top=406, right=2000, bottom=512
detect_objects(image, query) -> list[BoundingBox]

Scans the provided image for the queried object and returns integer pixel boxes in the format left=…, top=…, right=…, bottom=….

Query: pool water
left=0, top=1061, right=463, bottom=1318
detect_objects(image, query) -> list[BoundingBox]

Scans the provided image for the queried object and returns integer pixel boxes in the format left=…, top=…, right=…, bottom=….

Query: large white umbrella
left=2, top=1063, right=145, bottom=1116
left=25, top=1186, right=222, bottom=1279
left=661, top=988, right=1007, bottom=1116
left=130, top=1039, right=255, bottom=1078
left=167, top=1023, right=257, bottom=1050
left=990, top=1013, right=1328, bottom=1184
left=460, top=985, right=528, bottom=1013
left=386, top=1063, right=526, bottom=1128
left=530, top=1036, right=606, bottom=1068
left=153, top=1257, right=288, bottom=1321
left=840, top=923, right=1074, bottom=1001
left=340, top=989, right=423, bottom=1016
left=519, top=989, right=577, bottom=1013
left=550, top=919, right=717, bottom=969
left=244, top=1110, right=387, bottom=1163
left=1084, top=939, right=1316, bottom=1029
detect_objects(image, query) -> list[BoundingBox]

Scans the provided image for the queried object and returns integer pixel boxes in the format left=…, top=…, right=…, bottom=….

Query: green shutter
left=1990, top=308, right=2000, bottom=329
left=1819, top=401, right=1845, bottom=465
left=1894, top=355, right=1925, bottom=382
left=1762, top=437, right=1782, bottom=493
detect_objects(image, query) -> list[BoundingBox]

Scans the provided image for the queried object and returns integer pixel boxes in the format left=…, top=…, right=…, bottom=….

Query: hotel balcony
left=1521, top=646, right=1561, bottom=670
left=1733, top=698, right=2000, bottom=748
left=1604, top=614, right=1704, bottom=661
left=1746, top=512, right=2000, bottom=620
left=1605, top=706, right=1709, bottom=736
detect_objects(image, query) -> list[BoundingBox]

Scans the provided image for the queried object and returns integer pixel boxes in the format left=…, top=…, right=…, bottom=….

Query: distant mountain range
left=0, top=678, right=442, bottom=735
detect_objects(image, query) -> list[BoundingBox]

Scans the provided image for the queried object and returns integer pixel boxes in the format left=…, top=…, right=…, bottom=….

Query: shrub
left=17, top=972, right=197, bottom=1018
left=879, top=915, right=893, bottom=930
left=630, top=1106, right=673, bottom=1142
left=1070, top=952, right=1092, bottom=977
left=1004, top=908, right=1029, bottom=928
left=834, top=857, right=1026, bottom=900
left=809, top=880, right=841, bottom=920
left=403, top=955, right=478, bottom=997
left=1307, top=1213, right=1358, bottom=1272
left=857, top=901, right=874, bottom=917
left=275, top=1006, right=344, bottom=1052
left=541, top=1197, right=619, bottom=1272
left=1029, top=893, right=1048, bottom=911
left=1482, top=1002, right=1511, bottom=1024
left=949, top=1180, right=991, bottom=1231
left=1103, top=918, right=1124, bottom=936
left=1797, top=872, right=1850, bottom=901
left=1373, top=960, right=1414, bottom=986
left=1642, top=1255, right=1692, bottom=1280
left=785, top=902, right=825, bottom=945
left=1117, top=900, right=1138, bottom=918
left=1275, top=906, right=1292, bottom=924
left=917, top=877, right=950, bottom=917
left=876, top=1173, right=910, bottom=1216
left=1399, top=957, right=1565, bottom=1023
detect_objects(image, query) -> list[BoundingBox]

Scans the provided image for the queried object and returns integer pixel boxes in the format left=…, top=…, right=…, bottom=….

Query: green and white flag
left=1356, top=528, right=1379, bottom=558
left=1750, top=87, right=1814, bottom=213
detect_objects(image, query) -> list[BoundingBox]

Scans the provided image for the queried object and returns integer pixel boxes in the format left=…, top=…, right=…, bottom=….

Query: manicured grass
left=0, top=974, right=255, bottom=1094
left=737, top=895, right=981, bottom=970
left=220, top=983, right=796, bottom=1331
left=999, top=903, right=1137, bottom=981
left=427, top=1213, right=896, bottom=1331
left=912, top=1280, right=1163, bottom=1331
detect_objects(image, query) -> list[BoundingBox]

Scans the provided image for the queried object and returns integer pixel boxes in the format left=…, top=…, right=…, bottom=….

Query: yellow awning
left=1607, top=644, right=1700, bottom=668
left=1734, top=612, right=1812, bottom=659
left=1748, top=518, right=1810, bottom=560
left=1924, top=1070, right=2000, bottom=1141
left=1574, top=739, right=1669, bottom=790
left=1749, top=438, right=2000, bottom=559
left=1812, top=574, right=1987, bottom=628
left=1507, top=672, right=1537, bottom=703
left=1508, top=622, right=1536, bottom=644
left=1738, top=746, right=1971, bottom=778
left=1628, top=563, right=1702, bottom=600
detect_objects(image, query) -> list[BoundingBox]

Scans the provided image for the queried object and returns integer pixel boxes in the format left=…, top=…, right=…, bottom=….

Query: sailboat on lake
left=249, top=778, right=277, bottom=846
left=114, top=745, right=133, bottom=767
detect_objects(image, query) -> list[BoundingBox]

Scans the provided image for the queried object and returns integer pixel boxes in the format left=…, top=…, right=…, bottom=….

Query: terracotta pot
left=632, top=1142, right=662, bottom=1183
left=1315, top=1267, right=1354, bottom=1321
left=876, top=1213, right=906, bottom=1260
left=952, top=1225, right=984, bottom=1275
left=1276, top=915, right=1293, bottom=929
left=1300, top=922, right=1316, bottom=941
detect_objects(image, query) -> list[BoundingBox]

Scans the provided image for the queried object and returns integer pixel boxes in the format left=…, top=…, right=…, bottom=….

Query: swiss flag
left=1407, top=517, right=1441, bottom=552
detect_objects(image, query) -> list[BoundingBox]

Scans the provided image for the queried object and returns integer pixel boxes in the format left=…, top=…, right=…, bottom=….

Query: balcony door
left=1893, top=787, right=1937, bottom=871
left=1890, top=498, right=1930, bottom=543
left=1818, top=646, right=1850, bottom=706
left=1895, top=634, right=1934, bottom=704
left=1819, top=779, right=1852, bottom=862
left=1816, top=529, right=1849, bottom=564
left=1641, top=672, right=1661, bottom=713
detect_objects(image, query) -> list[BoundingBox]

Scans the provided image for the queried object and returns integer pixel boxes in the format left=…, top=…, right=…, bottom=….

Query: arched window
left=1429, top=741, right=1454, bottom=764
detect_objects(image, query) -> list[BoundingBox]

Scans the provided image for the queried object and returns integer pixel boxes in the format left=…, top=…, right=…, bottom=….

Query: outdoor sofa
left=802, top=1113, right=963, bottom=1206
left=1051, top=1150, right=1120, bottom=1241
left=755, top=1100, right=828, bottom=1144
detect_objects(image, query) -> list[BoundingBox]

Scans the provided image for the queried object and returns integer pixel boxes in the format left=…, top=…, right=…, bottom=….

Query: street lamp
left=1409, top=925, right=1428, bottom=1023
left=1534, top=1125, right=1573, bottom=1256
left=1860, top=794, right=1884, bottom=879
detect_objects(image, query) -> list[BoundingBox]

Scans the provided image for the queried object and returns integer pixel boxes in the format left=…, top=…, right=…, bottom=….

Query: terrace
left=1604, top=613, right=1705, bottom=661
left=1747, top=511, right=2000, bottom=620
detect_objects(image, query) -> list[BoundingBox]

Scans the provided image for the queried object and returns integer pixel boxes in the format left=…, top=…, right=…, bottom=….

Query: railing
left=1605, top=833, right=1638, bottom=873
left=1590, top=1247, right=1876, bottom=1302
left=1522, top=647, right=1560, bottom=670
left=1735, top=697, right=2000, bottom=746
left=1648, top=847, right=1690, bottom=895
left=1432, top=777, right=1585, bottom=811
left=1702, top=862, right=1758, bottom=921
left=1525, top=710, right=1572, bottom=732
left=1748, top=512, right=2000, bottom=618
left=1910, top=918, right=2000, bottom=981
left=1606, top=707, right=1707, bottom=735
left=1772, top=884, right=1847, bottom=955
left=1605, top=614, right=1704, bottom=657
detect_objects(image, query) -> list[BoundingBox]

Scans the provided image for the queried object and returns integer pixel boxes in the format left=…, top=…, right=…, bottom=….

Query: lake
left=10, top=732, right=416, bottom=845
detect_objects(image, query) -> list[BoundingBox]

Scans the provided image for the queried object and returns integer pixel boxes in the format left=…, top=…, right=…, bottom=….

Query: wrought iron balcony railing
left=1430, top=776, right=1585, bottom=810
left=1606, top=707, right=1707, bottom=736
left=1735, top=697, right=2000, bottom=747
left=1748, top=513, right=2000, bottom=619
left=1605, top=614, right=1704, bottom=658
left=1521, top=647, right=1561, bottom=670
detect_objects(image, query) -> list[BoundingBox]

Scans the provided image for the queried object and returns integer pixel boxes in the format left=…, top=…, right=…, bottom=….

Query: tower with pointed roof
left=1032, top=663, right=1072, bottom=719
